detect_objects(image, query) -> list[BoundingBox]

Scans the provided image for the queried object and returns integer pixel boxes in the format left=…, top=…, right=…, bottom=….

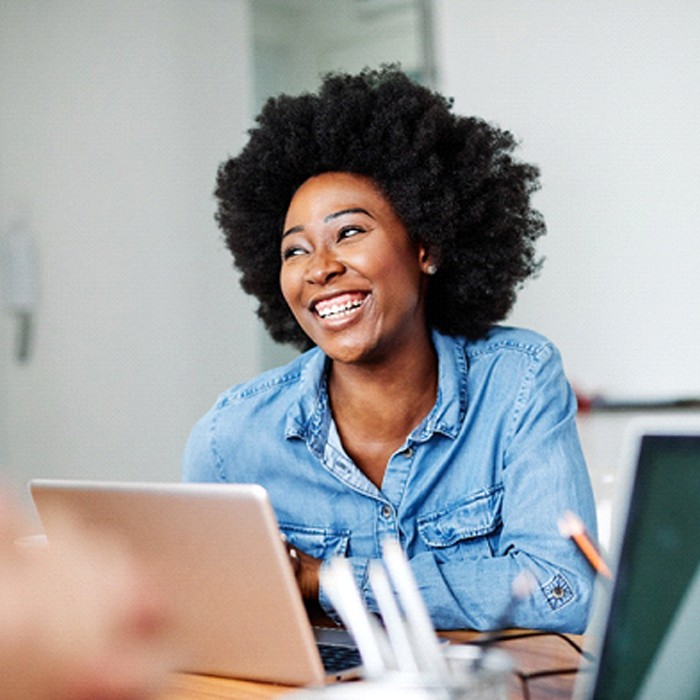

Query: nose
left=305, top=248, right=345, bottom=285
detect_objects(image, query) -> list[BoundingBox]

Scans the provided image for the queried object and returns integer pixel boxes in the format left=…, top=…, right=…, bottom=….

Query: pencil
left=558, top=510, right=612, bottom=579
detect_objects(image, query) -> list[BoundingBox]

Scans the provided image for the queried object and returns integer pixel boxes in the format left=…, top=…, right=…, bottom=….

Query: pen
left=320, top=557, right=391, bottom=678
left=368, top=559, right=420, bottom=674
left=558, top=510, right=612, bottom=579
left=381, top=538, right=449, bottom=679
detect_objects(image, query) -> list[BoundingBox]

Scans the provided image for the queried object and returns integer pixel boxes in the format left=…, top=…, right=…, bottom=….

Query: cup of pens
left=293, top=651, right=511, bottom=699
left=442, top=643, right=512, bottom=699
left=292, top=539, right=512, bottom=699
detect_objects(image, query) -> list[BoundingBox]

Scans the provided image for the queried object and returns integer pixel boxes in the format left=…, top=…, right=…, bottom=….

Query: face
left=280, top=172, right=434, bottom=365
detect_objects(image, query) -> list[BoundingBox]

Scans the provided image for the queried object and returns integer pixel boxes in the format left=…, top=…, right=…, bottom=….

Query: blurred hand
left=0, top=491, right=172, bottom=700
left=284, top=538, right=322, bottom=601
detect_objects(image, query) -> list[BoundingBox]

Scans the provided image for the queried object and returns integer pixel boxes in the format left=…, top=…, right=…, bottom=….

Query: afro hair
left=215, top=66, right=544, bottom=350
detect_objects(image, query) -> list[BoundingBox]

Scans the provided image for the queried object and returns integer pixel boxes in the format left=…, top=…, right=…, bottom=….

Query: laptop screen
left=592, top=432, right=700, bottom=699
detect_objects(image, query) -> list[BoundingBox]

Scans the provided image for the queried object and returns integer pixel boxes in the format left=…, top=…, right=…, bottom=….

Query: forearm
left=319, top=548, right=594, bottom=634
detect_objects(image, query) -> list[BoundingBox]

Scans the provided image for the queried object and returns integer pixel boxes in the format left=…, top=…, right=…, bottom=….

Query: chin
left=321, top=338, right=385, bottom=366
left=302, top=320, right=383, bottom=365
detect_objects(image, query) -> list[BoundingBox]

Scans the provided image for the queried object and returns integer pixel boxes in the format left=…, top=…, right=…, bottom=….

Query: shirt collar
left=419, top=329, right=468, bottom=439
left=285, top=330, right=469, bottom=442
left=284, top=347, right=329, bottom=441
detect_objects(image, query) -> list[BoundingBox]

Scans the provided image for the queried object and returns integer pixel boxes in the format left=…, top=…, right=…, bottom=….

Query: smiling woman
left=280, top=173, right=432, bottom=368
left=183, top=67, right=598, bottom=634
left=280, top=172, right=437, bottom=488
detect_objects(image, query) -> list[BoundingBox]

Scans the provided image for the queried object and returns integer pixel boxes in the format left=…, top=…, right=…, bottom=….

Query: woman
left=183, top=67, right=597, bottom=633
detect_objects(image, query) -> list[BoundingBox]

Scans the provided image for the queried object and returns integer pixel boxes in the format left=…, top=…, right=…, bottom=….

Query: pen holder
left=442, top=643, right=512, bottom=699
left=289, top=644, right=512, bottom=699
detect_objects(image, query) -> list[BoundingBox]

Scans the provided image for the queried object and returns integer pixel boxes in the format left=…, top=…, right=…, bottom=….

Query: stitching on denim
left=505, top=343, right=553, bottom=446
left=467, top=339, right=544, bottom=359
left=232, top=368, right=302, bottom=400
left=209, top=407, right=228, bottom=482
left=542, top=572, right=575, bottom=610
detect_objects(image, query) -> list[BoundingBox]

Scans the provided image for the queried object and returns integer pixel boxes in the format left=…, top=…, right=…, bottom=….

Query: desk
left=158, top=630, right=592, bottom=700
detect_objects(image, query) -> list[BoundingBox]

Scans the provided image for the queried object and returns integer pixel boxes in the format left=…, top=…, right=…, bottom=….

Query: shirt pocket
left=417, top=485, right=503, bottom=557
left=279, top=522, right=351, bottom=560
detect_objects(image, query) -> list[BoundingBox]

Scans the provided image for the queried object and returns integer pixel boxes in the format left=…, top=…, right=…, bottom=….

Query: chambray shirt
left=183, top=326, right=597, bottom=633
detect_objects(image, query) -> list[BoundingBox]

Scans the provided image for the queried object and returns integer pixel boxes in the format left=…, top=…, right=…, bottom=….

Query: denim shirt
left=183, top=326, right=597, bottom=633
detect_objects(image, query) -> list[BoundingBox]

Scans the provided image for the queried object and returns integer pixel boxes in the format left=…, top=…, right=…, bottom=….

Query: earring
left=426, top=263, right=438, bottom=275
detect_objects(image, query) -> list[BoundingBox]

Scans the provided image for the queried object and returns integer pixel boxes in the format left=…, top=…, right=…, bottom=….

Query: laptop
left=577, top=418, right=700, bottom=699
left=29, top=480, right=362, bottom=686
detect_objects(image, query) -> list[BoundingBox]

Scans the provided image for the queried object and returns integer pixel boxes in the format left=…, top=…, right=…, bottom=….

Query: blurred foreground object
left=0, top=489, right=173, bottom=700
left=312, top=539, right=511, bottom=699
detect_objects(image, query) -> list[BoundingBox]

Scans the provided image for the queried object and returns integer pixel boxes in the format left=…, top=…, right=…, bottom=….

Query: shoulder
left=465, top=325, right=555, bottom=357
left=433, top=327, right=567, bottom=411
left=444, top=326, right=559, bottom=365
left=182, top=347, right=325, bottom=482
left=209, top=346, right=323, bottom=409
left=449, top=327, right=568, bottom=400
left=188, top=345, right=328, bottom=439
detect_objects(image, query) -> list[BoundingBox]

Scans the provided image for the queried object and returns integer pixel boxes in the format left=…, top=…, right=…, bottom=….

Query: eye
left=338, top=225, right=366, bottom=241
left=281, top=245, right=306, bottom=261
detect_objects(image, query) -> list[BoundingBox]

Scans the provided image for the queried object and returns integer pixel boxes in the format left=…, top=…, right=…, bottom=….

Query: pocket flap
left=417, top=486, right=503, bottom=547
left=279, top=523, right=351, bottom=559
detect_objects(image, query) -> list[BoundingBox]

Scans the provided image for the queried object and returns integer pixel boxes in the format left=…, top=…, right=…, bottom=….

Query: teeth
left=317, top=298, right=364, bottom=319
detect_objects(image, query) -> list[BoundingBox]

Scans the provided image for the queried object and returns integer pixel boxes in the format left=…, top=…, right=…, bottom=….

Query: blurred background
left=1, top=0, right=699, bottom=541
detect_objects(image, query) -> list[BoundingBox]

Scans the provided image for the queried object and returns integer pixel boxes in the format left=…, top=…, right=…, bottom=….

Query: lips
left=313, top=292, right=368, bottom=320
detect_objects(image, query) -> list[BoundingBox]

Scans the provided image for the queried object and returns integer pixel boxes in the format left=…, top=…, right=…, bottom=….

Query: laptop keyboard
left=317, top=643, right=362, bottom=673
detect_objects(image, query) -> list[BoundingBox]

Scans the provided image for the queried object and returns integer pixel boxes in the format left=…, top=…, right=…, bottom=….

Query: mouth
left=312, top=292, right=369, bottom=320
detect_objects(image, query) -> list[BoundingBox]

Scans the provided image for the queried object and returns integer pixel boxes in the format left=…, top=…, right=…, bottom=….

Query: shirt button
left=552, top=586, right=565, bottom=599
left=381, top=504, right=392, bottom=519
left=401, top=446, right=414, bottom=458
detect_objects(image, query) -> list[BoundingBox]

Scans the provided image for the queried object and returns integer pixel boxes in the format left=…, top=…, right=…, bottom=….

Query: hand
left=0, top=491, right=172, bottom=700
left=284, top=539, right=322, bottom=601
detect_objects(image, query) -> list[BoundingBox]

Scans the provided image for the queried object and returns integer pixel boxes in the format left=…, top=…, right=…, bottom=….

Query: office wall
left=434, top=0, right=700, bottom=401
left=0, top=0, right=257, bottom=498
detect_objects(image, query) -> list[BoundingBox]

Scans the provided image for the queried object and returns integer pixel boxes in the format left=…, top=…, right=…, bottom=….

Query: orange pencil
left=558, top=510, right=612, bottom=579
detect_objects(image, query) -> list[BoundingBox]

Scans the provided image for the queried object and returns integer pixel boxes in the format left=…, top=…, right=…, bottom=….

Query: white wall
left=434, top=0, right=700, bottom=402
left=0, top=0, right=258, bottom=501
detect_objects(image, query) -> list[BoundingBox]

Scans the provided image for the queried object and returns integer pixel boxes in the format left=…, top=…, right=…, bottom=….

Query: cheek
left=383, top=256, right=424, bottom=298
left=279, top=268, right=296, bottom=307
left=279, top=267, right=311, bottom=327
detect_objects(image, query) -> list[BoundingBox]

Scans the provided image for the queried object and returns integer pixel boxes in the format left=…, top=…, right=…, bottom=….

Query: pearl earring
left=426, top=263, right=438, bottom=275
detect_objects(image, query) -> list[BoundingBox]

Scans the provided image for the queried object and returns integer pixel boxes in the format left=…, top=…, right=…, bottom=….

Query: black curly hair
left=215, top=66, right=544, bottom=350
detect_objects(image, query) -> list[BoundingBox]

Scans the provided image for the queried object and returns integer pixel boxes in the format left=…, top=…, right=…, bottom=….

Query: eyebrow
left=282, top=207, right=374, bottom=239
left=325, top=207, right=373, bottom=222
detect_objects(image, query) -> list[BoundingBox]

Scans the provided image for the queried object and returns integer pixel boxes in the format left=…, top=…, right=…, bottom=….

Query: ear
left=418, top=245, right=439, bottom=276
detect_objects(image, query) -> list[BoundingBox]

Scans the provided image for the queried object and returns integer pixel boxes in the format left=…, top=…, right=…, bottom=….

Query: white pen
left=381, top=538, right=449, bottom=679
left=320, top=557, right=390, bottom=679
left=368, top=559, right=420, bottom=674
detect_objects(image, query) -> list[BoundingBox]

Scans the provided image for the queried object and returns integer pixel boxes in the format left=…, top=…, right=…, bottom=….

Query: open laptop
left=577, top=418, right=700, bottom=699
left=29, top=480, right=362, bottom=686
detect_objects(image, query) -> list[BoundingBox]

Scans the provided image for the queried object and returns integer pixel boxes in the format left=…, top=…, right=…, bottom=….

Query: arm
left=182, top=409, right=225, bottom=483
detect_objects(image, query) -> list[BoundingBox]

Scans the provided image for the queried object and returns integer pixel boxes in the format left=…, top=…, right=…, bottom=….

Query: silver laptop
left=577, top=418, right=700, bottom=699
left=29, top=480, right=362, bottom=686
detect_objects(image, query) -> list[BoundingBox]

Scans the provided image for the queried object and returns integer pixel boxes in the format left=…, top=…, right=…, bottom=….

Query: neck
left=328, top=332, right=438, bottom=441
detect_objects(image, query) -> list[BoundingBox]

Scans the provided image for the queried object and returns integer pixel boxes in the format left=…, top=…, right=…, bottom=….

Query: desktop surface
left=157, top=629, right=589, bottom=700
